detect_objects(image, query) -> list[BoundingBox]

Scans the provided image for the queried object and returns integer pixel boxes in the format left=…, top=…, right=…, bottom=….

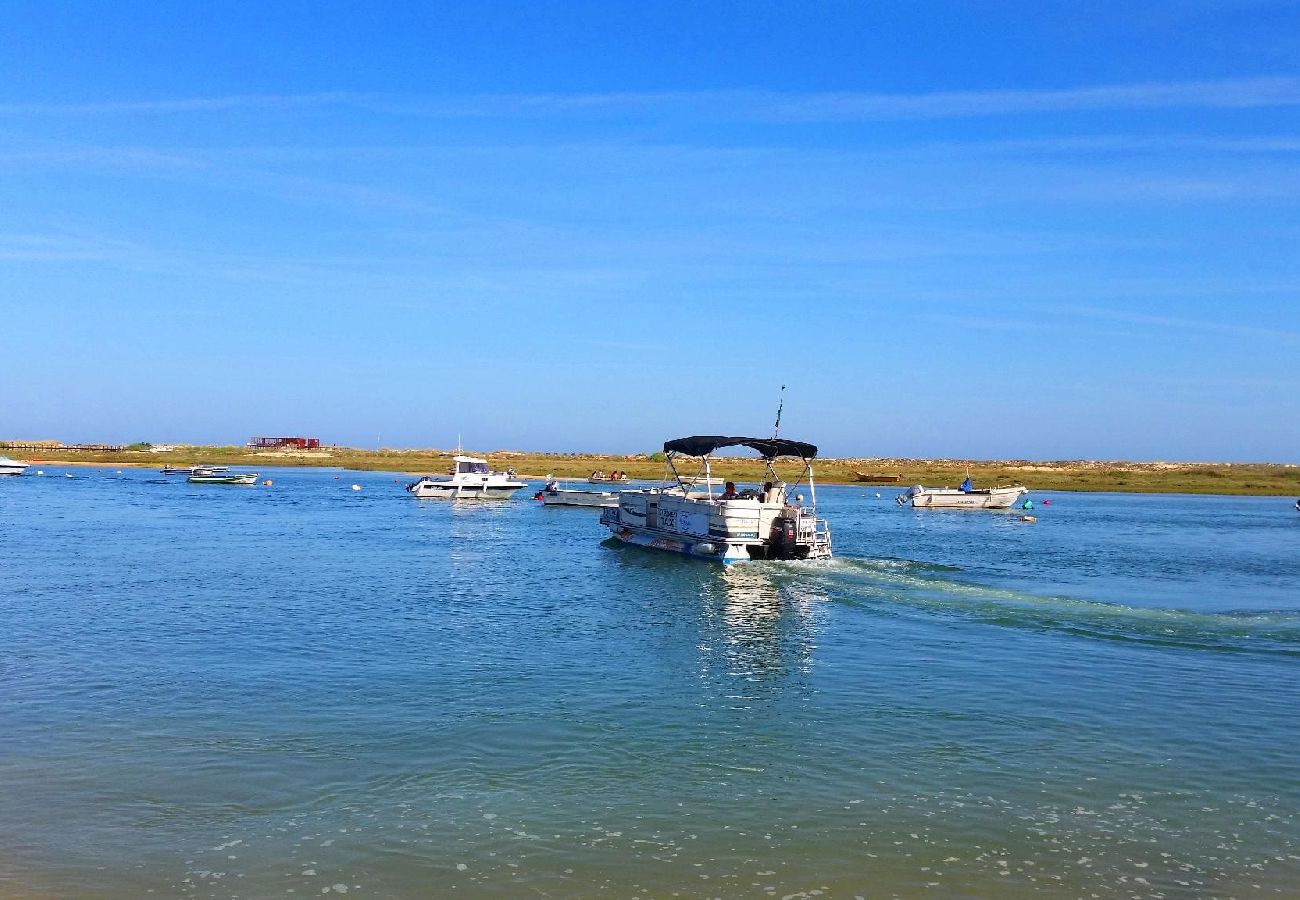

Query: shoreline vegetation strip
left=4, top=445, right=1297, bottom=496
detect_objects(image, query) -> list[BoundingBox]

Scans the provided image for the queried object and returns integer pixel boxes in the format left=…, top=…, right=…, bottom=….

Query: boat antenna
left=772, top=384, right=786, bottom=438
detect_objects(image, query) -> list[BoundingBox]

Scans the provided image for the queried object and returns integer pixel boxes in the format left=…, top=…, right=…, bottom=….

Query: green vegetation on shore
left=5, top=443, right=1298, bottom=496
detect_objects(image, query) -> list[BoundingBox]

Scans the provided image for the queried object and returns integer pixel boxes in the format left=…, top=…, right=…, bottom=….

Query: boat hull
left=410, top=483, right=525, bottom=499
left=601, top=495, right=831, bottom=564
left=188, top=474, right=258, bottom=485
left=0, top=465, right=29, bottom=477
left=906, top=485, right=1028, bottom=509
left=605, top=523, right=748, bottom=563
left=540, top=489, right=618, bottom=508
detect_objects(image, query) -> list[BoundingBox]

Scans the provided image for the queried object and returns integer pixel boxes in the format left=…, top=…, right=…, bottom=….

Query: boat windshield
left=457, top=461, right=490, bottom=474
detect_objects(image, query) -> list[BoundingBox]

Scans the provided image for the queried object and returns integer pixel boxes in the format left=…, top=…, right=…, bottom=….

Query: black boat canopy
left=663, top=435, right=818, bottom=459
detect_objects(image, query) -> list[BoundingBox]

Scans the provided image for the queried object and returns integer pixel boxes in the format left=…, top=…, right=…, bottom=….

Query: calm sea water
left=2, top=467, right=1297, bottom=898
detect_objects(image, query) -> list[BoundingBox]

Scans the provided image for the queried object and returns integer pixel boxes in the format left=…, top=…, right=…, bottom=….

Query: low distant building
left=248, top=436, right=322, bottom=450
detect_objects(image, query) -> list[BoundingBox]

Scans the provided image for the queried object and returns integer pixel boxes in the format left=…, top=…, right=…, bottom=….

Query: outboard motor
left=770, top=513, right=800, bottom=558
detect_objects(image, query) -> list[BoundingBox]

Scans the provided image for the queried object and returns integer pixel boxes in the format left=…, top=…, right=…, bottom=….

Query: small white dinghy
left=898, top=479, right=1028, bottom=509
left=188, top=467, right=259, bottom=485
left=536, top=479, right=619, bottom=508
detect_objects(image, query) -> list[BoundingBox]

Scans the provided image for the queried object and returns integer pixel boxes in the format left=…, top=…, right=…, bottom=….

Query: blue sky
left=2, top=1, right=1298, bottom=460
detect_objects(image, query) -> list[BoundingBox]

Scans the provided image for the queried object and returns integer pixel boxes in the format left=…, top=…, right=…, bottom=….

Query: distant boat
left=163, top=465, right=227, bottom=476
left=898, top=483, right=1028, bottom=509
left=855, top=472, right=902, bottom=483
left=677, top=475, right=723, bottom=487
left=407, top=454, right=526, bottom=499
left=536, top=480, right=620, bottom=508
left=188, top=468, right=258, bottom=485
left=0, top=455, right=30, bottom=476
left=588, top=471, right=630, bottom=483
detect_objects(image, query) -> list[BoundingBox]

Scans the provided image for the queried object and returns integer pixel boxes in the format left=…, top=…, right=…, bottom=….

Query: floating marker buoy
left=1020, top=515, right=1037, bottom=522
left=65, top=473, right=73, bottom=478
left=36, top=470, right=44, bottom=476
left=351, top=484, right=362, bottom=491
left=116, top=470, right=122, bottom=474
left=1043, top=500, right=1051, bottom=506
left=875, top=492, right=881, bottom=498
left=263, top=479, right=273, bottom=486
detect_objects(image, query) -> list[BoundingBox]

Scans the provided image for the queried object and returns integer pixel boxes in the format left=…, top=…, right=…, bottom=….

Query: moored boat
left=163, top=465, right=226, bottom=476
left=0, top=455, right=30, bottom=476
left=588, top=471, right=630, bottom=483
left=898, top=480, right=1028, bottom=509
left=188, top=467, right=258, bottom=485
left=855, top=471, right=902, bottom=483
left=536, top=479, right=620, bottom=508
left=407, top=454, right=526, bottom=499
left=600, top=434, right=832, bottom=563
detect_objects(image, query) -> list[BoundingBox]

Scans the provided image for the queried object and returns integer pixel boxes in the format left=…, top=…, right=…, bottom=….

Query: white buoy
left=65, top=473, right=73, bottom=478
left=875, top=492, right=881, bottom=498
left=351, top=484, right=362, bottom=491
left=36, top=470, right=44, bottom=476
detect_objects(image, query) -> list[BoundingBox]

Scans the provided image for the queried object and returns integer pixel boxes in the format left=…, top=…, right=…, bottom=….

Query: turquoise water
left=2, top=468, right=1297, bottom=898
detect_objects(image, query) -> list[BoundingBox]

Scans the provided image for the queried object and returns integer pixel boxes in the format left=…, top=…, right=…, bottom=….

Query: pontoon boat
left=600, top=435, right=832, bottom=563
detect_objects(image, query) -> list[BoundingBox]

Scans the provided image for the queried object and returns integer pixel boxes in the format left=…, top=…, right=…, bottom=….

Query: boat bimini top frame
left=661, top=435, right=820, bottom=508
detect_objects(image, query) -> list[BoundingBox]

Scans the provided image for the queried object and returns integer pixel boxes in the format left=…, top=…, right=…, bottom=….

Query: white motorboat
left=0, top=455, right=30, bottom=476
left=536, top=479, right=619, bottom=508
left=588, top=471, right=630, bottom=483
left=407, top=454, right=526, bottom=499
left=678, top=475, right=723, bottom=487
left=163, top=465, right=226, bottom=476
left=898, top=480, right=1028, bottom=509
left=188, top=467, right=258, bottom=484
left=600, top=434, right=832, bottom=564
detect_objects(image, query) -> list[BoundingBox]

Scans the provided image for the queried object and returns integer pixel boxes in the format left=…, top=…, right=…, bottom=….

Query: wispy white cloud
left=0, top=92, right=356, bottom=116
left=760, top=77, right=1300, bottom=121
left=4, top=77, right=1300, bottom=121
left=1050, top=303, right=1300, bottom=346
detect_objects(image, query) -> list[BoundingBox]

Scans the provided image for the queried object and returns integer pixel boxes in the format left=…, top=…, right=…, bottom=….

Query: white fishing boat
left=600, top=434, right=832, bottom=564
left=188, top=467, right=258, bottom=485
left=407, top=454, right=526, bottom=499
left=898, top=480, right=1028, bottom=509
left=536, top=479, right=619, bottom=508
left=678, top=475, right=723, bottom=487
left=0, top=455, right=30, bottom=476
left=163, top=465, right=226, bottom=476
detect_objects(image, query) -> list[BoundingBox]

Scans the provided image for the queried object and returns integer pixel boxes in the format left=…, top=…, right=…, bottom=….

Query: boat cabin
left=453, top=456, right=491, bottom=475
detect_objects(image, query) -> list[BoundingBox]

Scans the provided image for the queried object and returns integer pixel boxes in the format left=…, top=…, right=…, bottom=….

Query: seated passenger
left=719, top=481, right=738, bottom=501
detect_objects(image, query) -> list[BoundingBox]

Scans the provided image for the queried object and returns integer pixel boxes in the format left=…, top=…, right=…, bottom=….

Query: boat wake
left=770, top=555, right=1300, bottom=658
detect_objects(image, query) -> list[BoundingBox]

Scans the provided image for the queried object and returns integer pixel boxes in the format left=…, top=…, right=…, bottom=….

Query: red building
left=248, top=436, right=321, bottom=450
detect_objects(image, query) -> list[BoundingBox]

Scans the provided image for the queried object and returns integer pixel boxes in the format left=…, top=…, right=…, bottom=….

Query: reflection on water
left=696, top=564, right=828, bottom=687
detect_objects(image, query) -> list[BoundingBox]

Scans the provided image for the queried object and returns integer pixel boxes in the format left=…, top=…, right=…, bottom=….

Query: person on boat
left=960, top=476, right=974, bottom=492
left=719, top=481, right=738, bottom=501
